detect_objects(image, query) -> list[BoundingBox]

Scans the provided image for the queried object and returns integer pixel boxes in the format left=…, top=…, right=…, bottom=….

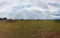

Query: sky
left=0, top=0, right=60, bottom=19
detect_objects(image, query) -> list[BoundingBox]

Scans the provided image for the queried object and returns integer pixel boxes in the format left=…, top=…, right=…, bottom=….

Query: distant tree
left=0, top=18, right=3, bottom=20
left=55, top=20, right=60, bottom=23
left=3, top=18, right=7, bottom=20
left=8, top=19, right=14, bottom=22
left=54, top=19, right=60, bottom=23
left=21, top=19, right=24, bottom=21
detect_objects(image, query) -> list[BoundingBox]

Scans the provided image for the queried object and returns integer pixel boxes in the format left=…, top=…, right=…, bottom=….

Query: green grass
left=0, top=20, right=60, bottom=38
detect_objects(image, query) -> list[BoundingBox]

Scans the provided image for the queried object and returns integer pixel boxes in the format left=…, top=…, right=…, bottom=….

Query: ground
left=0, top=20, right=60, bottom=38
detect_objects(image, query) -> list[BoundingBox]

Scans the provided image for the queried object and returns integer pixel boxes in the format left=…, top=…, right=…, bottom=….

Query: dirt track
left=45, top=31, right=60, bottom=38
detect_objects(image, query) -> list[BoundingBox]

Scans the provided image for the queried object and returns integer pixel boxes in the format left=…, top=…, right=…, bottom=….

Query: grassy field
left=0, top=20, right=60, bottom=38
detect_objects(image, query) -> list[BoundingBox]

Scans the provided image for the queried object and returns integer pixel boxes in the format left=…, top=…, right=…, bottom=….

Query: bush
left=8, top=19, right=14, bottom=22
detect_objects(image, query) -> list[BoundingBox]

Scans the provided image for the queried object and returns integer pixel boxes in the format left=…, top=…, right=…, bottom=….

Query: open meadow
left=0, top=20, right=60, bottom=38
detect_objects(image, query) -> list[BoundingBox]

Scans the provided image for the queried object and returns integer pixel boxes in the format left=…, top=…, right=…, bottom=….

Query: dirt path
left=45, top=31, right=60, bottom=38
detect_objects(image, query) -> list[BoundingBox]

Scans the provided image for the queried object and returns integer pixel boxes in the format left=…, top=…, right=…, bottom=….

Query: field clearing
left=0, top=20, right=60, bottom=38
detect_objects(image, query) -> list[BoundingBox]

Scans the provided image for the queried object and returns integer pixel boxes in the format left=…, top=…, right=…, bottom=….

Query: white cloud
left=0, top=0, right=60, bottom=19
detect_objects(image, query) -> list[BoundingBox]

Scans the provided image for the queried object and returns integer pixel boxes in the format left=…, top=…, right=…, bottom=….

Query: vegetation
left=0, top=20, right=60, bottom=38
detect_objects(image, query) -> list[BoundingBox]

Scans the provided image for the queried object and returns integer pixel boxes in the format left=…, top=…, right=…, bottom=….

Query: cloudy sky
left=0, top=0, right=60, bottom=19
